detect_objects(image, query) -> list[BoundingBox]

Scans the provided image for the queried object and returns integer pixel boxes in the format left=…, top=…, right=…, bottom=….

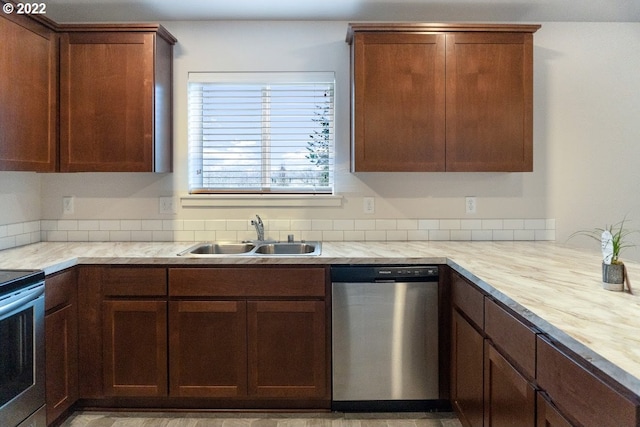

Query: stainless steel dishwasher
left=331, top=265, right=442, bottom=412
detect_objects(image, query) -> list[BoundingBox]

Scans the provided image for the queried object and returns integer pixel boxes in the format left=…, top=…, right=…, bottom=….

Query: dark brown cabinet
left=451, top=271, right=485, bottom=427
left=450, top=270, right=538, bottom=427
left=102, top=300, right=167, bottom=397
left=169, top=300, right=248, bottom=397
left=484, top=342, right=536, bottom=427
left=451, top=309, right=484, bottom=427
left=536, top=393, right=574, bottom=427
left=0, top=9, right=57, bottom=172
left=59, top=26, right=175, bottom=172
left=45, top=268, right=78, bottom=425
left=77, top=266, right=168, bottom=399
left=247, top=300, right=326, bottom=398
left=347, top=23, right=539, bottom=172
left=168, top=267, right=329, bottom=405
left=537, top=335, right=640, bottom=427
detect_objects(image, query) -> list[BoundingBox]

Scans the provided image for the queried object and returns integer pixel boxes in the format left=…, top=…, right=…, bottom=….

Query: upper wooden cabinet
left=0, top=10, right=57, bottom=172
left=59, top=25, right=176, bottom=172
left=347, top=23, right=540, bottom=172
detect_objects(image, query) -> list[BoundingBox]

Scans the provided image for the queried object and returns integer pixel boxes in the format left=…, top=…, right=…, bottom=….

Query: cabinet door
left=45, top=304, right=78, bottom=424
left=484, top=342, right=536, bottom=427
left=169, top=300, right=247, bottom=397
left=536, top=393, right=574, bottom=427
left=102, top=300, right=167, bottom=396
left=59, top=32, right=155, bottom=172
left=446, top=32, right=533, bottom=172
left=537, top=336, right=639, bottom=427
left=0, top=13, right=57, bottom=172
left=45, top=269, right=78, bottom=425
left=248, top=300, right=327, bottom=398
left=451, top=309, right=484, bottom=427
left=351, top=32, right=446, bottom=171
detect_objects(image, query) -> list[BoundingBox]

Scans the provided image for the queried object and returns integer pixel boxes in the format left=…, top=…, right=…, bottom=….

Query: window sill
left=180, top=194, right=343, bottom=208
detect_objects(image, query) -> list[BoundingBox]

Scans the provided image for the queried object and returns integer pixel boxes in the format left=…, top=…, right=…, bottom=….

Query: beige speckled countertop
left=1, top=240, right=639, bottom=397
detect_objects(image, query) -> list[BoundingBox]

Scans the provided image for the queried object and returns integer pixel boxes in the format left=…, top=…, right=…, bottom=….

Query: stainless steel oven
left=0, top=270, right=46, bottom=427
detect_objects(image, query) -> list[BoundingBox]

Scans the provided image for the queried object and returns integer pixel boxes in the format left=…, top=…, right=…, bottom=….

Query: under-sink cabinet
left=168, top=267, right=329, bottom=403
left=75, top=265, right=330, bottom=410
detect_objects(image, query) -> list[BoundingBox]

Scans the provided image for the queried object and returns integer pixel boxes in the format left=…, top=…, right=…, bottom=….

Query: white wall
left=16, top=20, right=640, bottom=259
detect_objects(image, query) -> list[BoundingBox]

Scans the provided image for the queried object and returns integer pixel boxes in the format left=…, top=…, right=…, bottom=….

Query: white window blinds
left=188, top=72, right=335, bottom=194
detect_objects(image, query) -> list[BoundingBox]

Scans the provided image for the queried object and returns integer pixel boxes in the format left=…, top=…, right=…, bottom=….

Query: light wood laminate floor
left=61, top=412, right=463, bottom=427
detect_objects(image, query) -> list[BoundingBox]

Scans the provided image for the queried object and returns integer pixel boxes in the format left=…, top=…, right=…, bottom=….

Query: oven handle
left=0, top=283, right=45, bottom=318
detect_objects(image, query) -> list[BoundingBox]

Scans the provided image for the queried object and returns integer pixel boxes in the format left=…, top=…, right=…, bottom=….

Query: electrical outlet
left=159, top=196, right=176, bottom=214
left=363, top=197, right=375, bottom=214
left=465, top=197, right=477, bottom=214
left=62, top=196, right=74, bottom=215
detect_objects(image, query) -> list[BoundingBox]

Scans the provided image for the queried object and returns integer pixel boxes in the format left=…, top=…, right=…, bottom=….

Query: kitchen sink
left=178, top=241, right=321, bottom=257
left=184, top=242, right=256, bottom=255
left=254, top=242, right=319, bottom=255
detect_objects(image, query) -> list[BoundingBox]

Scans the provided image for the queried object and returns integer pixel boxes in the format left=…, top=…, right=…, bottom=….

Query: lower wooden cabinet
left=168, top=267, right=329, bottom=402
left=537, top=335, right=640, bottom=427
left=451, top=309, right=484, bottom=427
left=536, top=392, right=573, bottom=427
left=45, top=269, right=78, bottom=425
left=76, top=265, right=329, bottom=408
left=247, top=300, right=326, bottom=398
left=102, top=299, right=167, bottom=397
left=169, top=300, right=248, bottom=397
left=484, top=342, right=536, bottom=427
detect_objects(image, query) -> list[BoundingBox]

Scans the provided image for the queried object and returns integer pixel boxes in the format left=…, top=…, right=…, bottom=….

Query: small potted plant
left=570, top=218, right=636, bottom=291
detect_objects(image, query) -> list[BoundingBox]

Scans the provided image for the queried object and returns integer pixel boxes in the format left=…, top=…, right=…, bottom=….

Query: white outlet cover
left=159, top=196, right=177, bottom=214
left=63, top=196, right=74, bottom=215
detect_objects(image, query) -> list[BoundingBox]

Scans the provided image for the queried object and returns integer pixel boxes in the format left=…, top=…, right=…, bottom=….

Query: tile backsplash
left=0, top=221, right=41, bottom=250
left=30, top=218, right=557, bottom=245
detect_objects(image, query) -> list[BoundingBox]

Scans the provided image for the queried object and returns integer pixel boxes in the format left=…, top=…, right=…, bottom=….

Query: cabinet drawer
left=169, top=267, right=326, bottom=298
left=537, top=336, right=640, bottom=427
left=45, top=268, right=77, bottom=311
left=102, top=267, right=167, bottom=296
left=452, top=271, right=484, bottom=329
left=485, top=298, right=536, bottom=380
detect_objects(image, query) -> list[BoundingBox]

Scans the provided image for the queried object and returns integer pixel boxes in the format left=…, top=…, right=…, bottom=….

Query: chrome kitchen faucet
left=251, top=214, right=264, bottom=241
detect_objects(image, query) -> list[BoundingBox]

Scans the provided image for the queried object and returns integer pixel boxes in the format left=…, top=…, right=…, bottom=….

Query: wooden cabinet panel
left=347, top=23, right=538, bottom=173
left=446, top=32, right=534, bottom=171
left=351, top=32, right=446, bottom=171
left=102, top=267, right=167, bottom=296
left=537, top=336, right=640, bottom=427
left=102, top=300, right=167, bottom=397
left=451, top=309, right=484, bottom=427
left=536, top=393, right=574, bottom=427
left=484, top=342, right=536, bottom=427
left=0, top=12, right=57, bottom=171
left=45, top=269, right=78, bottom=425
left=247, top=300, right=327, bottom=399
left=484, top=298, right=536, bottom=380
left=169, top=300, right=247, bottom=397
left=169, top=267, right=326, bottom=297
left=451, top=271, right=484, bottom=329
left=59, top=27, right=174, bottom=172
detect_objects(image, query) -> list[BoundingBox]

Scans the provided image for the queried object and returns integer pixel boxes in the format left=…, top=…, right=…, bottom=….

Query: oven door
left=0, top=283, right=45, bottom=427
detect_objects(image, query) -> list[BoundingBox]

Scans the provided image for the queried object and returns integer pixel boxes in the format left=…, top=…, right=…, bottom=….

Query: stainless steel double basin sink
left=178, top=241, right=322, bottom=257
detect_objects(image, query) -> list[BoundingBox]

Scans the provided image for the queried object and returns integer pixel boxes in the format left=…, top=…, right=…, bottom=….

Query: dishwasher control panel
left=331, top=265, right=439, bottom=282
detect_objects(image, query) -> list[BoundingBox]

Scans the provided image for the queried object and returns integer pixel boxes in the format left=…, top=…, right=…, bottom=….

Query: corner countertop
left=1, top=240, right=639, bottom=397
